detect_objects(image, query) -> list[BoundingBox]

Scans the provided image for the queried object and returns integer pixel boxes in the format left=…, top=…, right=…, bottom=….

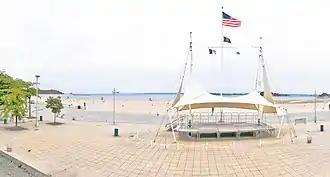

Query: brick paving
left=0, top=119, right=329, bottom=177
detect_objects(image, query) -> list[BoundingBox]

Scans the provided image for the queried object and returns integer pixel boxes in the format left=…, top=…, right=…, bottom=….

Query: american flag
left=222, top=12, right=241, bottom=27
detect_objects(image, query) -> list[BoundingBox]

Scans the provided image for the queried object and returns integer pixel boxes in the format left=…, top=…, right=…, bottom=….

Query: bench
left=295, top=117, right=307, bottom=125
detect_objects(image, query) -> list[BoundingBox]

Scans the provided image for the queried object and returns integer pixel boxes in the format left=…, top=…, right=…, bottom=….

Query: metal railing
left=166, top=111, right=277, bottom=132
left=165, top=115, right=185, bottom=131
left=177, top=112, right=276, bottom=129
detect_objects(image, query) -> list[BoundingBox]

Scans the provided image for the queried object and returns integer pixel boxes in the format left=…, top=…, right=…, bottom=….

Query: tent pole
left=277, top=115, right=285, bottom=138
left=189, top=32, right=193, bottom=75
left=169, top=109, right=177, bottom=143
left=189, top=32, right=193, bottom=119
left=255, top=39, right=262, bottom=91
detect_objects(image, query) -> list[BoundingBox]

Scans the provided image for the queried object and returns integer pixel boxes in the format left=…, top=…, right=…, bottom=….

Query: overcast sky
left=0, top=0, right=329, bottom=94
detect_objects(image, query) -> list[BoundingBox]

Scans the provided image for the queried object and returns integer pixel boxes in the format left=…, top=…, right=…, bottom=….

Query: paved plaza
left=0, top=117, right=329, bottom=177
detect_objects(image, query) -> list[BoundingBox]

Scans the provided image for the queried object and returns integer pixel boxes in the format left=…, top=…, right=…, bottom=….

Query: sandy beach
left=39, top=96, right=170, bottom=115
left=38, top=95, right=330, bottom=116
left=25, top=95, right=329, bottom=126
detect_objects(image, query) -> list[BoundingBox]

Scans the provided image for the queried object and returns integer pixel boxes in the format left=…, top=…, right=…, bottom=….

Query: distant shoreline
left=39, top=89, right=63, bottom=94
left=61, top=92, right=315, bottom=97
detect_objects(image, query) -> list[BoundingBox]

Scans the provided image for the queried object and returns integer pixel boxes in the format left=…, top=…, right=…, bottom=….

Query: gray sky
left=0, top=0, right=329, bottom=94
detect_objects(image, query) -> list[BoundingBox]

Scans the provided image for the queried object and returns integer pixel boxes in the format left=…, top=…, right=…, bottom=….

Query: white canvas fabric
left=173, top=79, right=216, bottom=107
left=262, top=65, right=274, bottom=104
left=170, top=79, right=184, bottom=107
left=230, top=91, right=274, bottom=107
left=171, top=58, right=286, bottom=115
left=174, top=86, right=277, bottom=112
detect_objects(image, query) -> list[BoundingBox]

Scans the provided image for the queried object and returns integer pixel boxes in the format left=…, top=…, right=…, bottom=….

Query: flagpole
left=189, top=32, right=193, bottom=117
left=220, top=7, right=224, bottom=96
left=220, top=7, right=224, bottom=121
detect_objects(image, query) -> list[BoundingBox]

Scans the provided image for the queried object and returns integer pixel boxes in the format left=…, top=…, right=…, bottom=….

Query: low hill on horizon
left=39, top=89, right=63, bottom=94
left=210, top=92, right=310, bottom=97
left=318, top=92, right=329, bottom=98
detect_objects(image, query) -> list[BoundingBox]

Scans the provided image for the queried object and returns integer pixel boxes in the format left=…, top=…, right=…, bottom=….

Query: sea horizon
left=38, top=92, right=324, bottom=102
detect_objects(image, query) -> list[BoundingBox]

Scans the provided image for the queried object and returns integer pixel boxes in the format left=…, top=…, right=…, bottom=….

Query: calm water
left=40, top=93, right=316, bottom=101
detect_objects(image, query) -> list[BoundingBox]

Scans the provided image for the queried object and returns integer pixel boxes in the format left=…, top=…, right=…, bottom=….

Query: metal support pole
left=189, top=32, right=193, bottom=118
left=220, top=7, right=224, bottom=96
left=35, top=75, right=40, bottom=128
left=314, top=91, right=317, bottom=123
left=112, top=88, right=119, bottom=124
left=189, top=32, right=193, bottom=75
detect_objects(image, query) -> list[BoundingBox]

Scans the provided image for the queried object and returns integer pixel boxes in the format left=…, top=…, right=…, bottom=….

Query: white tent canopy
left=167, top=37, right=293, bottom=143
left=169, top=38, right=287, bottom=116
left=173, top=80, right=217, bottom=107
left=173, top=80, right=278, bottom=113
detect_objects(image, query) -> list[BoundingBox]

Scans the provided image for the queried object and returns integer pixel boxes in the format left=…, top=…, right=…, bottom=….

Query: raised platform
left=177, top=122, right=275, bottom=140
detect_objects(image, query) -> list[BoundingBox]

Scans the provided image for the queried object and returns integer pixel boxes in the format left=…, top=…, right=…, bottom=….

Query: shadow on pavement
left=45, top=122, right=65, bottom=126
left=4, top=126, right=28, bottom=131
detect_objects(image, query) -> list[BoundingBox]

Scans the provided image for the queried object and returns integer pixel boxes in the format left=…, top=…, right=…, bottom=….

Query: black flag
left=223, top=36, right=231, bottom=43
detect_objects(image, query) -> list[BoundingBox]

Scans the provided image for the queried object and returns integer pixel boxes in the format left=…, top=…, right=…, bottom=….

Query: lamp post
left=112, top=88, right=119, bottom=124
left=35, top=75, right=40, bottom=127
left=314, top=91, right=317, bottom=123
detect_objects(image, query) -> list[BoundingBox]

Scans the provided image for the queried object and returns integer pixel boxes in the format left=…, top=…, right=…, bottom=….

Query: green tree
left=12, top=79, right=36, bottom=118
left=25, top=86, right=36, bottom=118
left=45, top=96, right=64, bottom=123
left=0, top=71, right=13, bottom=104
left=0, top=78, right=28, bottom=126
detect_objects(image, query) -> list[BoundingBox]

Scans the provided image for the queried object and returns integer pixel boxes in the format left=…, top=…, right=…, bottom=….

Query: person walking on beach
left=83, top=102, right=86, bottom=110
